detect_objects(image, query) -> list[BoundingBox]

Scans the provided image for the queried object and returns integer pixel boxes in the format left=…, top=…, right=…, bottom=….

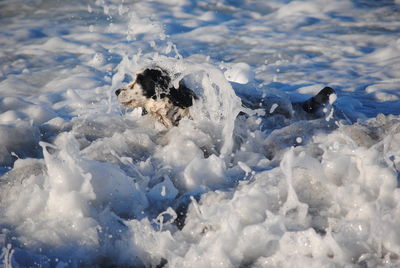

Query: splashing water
left=0, top=0, right=400, bottom=267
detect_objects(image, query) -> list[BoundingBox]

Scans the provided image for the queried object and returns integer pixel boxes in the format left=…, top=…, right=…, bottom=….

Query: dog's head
left=115, top=68, right=171, bottom=108
left=116, top=67, right=197, bottom=109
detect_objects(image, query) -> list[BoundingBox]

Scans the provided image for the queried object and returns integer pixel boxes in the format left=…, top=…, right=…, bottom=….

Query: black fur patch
left=302, top=86, right=335, bottom=113
left=136, top=68, right=198, bottom=108
left=136, top=69, right=170, bottom=99
left=169, top=80, right=198, bottom=108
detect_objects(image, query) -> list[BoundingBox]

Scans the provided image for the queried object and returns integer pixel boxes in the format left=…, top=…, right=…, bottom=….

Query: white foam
left=269, top=103, right=279, bottom=114
left=1, top=0, right=400, bottom=266
left=224, top=62, right=255, bottom=84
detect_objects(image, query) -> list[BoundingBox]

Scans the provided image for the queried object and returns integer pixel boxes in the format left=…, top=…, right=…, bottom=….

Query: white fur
left=117, top=81, right=190, bottom=128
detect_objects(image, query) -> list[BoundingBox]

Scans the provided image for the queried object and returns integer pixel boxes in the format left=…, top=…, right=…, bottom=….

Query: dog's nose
left=115, top=89, right=121, bottom=96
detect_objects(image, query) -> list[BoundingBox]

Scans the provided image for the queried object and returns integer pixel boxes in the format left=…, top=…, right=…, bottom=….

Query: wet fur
left=116, top=68, right=336, bottom=128
left=116, top=68, right=198, bottom=128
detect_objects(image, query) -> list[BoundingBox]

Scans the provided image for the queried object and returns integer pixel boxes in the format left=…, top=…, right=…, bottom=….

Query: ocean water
left=0, top=0, right=400, bottom=267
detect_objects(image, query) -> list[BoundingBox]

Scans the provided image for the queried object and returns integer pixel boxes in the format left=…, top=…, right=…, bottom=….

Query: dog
left=116, top=67, right=336, bottom=127
left=115, top=67, right=198, bottom=128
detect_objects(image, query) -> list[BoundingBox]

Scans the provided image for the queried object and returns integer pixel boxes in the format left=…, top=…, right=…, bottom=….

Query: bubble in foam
left=89, top=53, right=105, bottom=66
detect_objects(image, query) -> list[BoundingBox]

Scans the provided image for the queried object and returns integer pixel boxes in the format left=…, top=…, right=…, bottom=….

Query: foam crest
left=1, top=0, right=400, bottom=266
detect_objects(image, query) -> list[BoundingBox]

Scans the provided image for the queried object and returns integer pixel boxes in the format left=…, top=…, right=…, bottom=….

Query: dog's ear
left=168, top=80, right=198, bottom=108
left=137, top=69, right=171, bottom=99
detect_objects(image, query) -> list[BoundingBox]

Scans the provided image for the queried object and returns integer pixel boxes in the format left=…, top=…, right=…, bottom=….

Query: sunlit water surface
left=0, top=0, right=400, bottom=267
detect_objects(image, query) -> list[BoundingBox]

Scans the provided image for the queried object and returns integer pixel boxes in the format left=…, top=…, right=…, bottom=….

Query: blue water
left=0, top=0, right=400, bottom=267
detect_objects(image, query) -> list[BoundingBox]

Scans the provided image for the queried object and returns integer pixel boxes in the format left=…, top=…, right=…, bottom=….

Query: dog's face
left=115, top=69, right=170, bottom=109
left=115, top=80, right=147, bottom=108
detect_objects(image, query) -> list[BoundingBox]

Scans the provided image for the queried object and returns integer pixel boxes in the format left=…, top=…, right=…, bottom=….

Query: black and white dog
left=115, top=67, right=335, bottom=127
left=115, top=67, right=197, bottom=128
